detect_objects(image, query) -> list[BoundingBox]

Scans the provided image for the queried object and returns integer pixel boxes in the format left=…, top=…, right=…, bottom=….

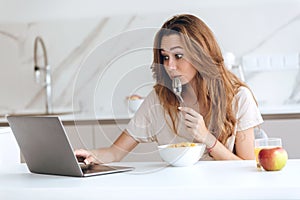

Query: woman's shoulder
left=232, top=86, right=257, bottom=108
left=235, top=86, right=253, bottom=99
left=143, top=89, right=160, bottom=103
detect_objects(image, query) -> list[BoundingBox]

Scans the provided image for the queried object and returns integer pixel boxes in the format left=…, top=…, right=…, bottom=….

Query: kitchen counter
left=0, top=112, right=132, bottom=126
left=259, top=104, right=300, bottom=120
left=0, top=160, right=300, bottom=200
left=1, top=104, right=300, bottom=127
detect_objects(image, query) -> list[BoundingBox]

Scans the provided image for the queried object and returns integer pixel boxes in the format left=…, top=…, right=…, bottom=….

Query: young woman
left=75, top=14, right=263, bottom=164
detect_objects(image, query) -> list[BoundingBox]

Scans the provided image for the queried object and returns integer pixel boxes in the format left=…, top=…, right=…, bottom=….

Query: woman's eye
left=162, top=55, right=169, bottom=60
left=175, top=54, right=183, bottom=59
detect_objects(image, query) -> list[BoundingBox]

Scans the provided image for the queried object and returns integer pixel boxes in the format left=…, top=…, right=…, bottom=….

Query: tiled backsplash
left=0, top=2, right=300, bottom=116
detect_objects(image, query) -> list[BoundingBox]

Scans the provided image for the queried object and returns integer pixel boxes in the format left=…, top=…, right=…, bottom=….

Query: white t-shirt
left=126, top=86, right=263, bottom=160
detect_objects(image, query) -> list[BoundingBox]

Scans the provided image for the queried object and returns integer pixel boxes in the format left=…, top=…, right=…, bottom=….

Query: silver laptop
left=7, top=116, right=134, bottom=177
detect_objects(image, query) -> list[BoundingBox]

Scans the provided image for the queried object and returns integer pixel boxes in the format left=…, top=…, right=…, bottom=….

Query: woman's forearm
left=208, top=141, right=242, bottom=160
left=92, top=131, right=139, bottom=163
left=203, top=133, right=241, bottom=160
left=207, top=128, right=256, bottom=160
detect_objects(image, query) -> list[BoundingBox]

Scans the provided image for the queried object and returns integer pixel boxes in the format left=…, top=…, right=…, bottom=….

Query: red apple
left=258, top=147, right=288, bottom=171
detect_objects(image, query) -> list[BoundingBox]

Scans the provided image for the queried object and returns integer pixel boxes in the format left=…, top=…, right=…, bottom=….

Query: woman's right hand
left=74, top=149, right=100, bottom=165
left=178, top=106, right=211, bottom=144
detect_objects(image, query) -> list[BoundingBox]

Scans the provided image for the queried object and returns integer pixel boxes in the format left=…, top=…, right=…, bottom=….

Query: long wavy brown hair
left=151, top=14, right=250, bottom=145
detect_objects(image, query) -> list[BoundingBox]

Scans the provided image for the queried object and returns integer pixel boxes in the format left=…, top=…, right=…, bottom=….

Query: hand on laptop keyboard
left=74, top=149, right=100, bottom=165
left=79, top=162, right=93, bottom=170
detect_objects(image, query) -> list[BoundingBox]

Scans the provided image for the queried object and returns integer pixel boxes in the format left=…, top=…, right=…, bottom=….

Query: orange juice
left=255, top=147, right=263, bottom=168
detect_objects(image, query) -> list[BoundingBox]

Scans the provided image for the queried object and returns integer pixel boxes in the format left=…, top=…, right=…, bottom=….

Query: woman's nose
left=168, top=58, right=177, bottom=70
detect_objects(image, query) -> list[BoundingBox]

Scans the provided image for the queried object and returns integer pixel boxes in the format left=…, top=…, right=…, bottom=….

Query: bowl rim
left=158, top=143, right=206, bottom=149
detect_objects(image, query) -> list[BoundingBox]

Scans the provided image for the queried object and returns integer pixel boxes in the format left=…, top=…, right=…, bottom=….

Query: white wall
left=1, top=0, right=300, bottom=116
left=1, top=0, right=294, bottom=22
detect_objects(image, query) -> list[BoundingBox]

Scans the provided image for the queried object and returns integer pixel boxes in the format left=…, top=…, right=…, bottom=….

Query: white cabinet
left=261, top=119, right=300, bottom=159
left=64, top=125, right=94, bottom=150
left=65, top=123, right=161, bottom=162
left=65, top=118, right=300, bottom=161
left=94, top=123, right=161, bottom=162
left=0, top=127, right=20, bottom=164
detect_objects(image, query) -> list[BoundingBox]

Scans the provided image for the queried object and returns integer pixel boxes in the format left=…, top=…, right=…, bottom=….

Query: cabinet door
left=94, top=123, right=161, bottom=162
left=0, top=127, right=20, bottom=164
left=261, top=119, right=300, bottom=159
left=64, top=125, right=94, bottom=150
left=123, top=142, right=161, bottom=162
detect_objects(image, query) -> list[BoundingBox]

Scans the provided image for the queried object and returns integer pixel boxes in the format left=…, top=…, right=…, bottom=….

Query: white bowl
left=128, top=99, right=144, bottom=113
left=158, top=143, right=206, bottom=167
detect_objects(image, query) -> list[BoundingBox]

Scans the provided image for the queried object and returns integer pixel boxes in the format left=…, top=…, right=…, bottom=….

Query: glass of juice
left=254, top=138, right=282, bottom=169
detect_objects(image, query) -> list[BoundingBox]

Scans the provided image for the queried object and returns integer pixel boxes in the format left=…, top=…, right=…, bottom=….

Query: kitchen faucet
left=33, top=36, right=52, bottom=114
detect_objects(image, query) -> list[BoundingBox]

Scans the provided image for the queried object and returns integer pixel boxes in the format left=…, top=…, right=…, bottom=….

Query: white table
left=1, top=160, right=300, bottom=200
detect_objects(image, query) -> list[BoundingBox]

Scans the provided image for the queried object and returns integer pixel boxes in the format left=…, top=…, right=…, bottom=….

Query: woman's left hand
left=178, top=106, right=210, bottom=143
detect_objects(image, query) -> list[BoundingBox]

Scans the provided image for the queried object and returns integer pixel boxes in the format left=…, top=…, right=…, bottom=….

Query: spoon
left=172, top=76, right=184, bottom=104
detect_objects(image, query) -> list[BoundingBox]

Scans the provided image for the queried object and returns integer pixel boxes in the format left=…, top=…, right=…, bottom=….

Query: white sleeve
left=125, top=90, right=165, bottom=143
left=235, top=87, right=264, bottom=131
